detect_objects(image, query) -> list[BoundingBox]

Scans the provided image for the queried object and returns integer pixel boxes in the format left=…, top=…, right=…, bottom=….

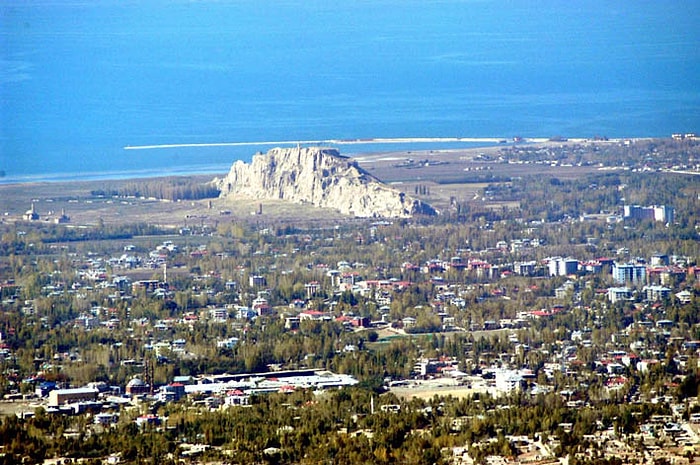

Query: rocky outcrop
left=215, top=146, right=436, bottom=218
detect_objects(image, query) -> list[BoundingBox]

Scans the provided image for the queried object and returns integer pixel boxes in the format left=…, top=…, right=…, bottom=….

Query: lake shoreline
left=0, top=136, right=647, bottom=186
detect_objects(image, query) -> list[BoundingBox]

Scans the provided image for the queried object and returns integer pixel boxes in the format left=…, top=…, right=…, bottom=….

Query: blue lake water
left=2, top=0, right=699, bottom=183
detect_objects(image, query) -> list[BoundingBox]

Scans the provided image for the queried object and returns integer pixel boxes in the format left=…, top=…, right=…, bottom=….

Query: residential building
left=249, top=275, right=267, bottom=287
left=607, top=287, right=631, bottom=303
left=613, top=262, right=646, bottom=285
left=158, top=383, right=185, bottom=402
left=305, top=281, right=321, bottom=298
left=643, top=285, right=672, bottom=301
left=548, top=257, right=579, bottom=277
left=623, top=204, right=674, bottom=223
left=514, top=261, right=536, bottom=276
left=216, top=337, right=239, bottom=350
left=209, top=307, right=228, bottom=322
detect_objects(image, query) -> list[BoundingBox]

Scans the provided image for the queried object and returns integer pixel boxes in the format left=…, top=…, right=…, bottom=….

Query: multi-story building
left=613, top=262, right=646, bottom=285
left=514, top=261, right=536, bottom=276
left=623, top=205, right=674, bottom=223
left=249, top=275, right=267, bottom=287
left=607, top=287, right=632, bottom=303
left=643, top=285, right=672, bottom=301
left=548, top=257, right=579, bottom=277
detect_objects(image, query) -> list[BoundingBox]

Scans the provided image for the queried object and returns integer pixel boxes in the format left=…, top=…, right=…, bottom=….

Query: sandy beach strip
left=123, top=137, right=509, bottom=151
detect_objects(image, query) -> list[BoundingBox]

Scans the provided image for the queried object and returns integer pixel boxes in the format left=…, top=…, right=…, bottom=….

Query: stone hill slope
left=215, top=147, right=436, bottom=218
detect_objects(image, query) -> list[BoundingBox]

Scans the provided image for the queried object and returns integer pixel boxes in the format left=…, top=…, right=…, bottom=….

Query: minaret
left=24, top=202, right=39, bottom=221
left=163, top=263, right=167, bottom=284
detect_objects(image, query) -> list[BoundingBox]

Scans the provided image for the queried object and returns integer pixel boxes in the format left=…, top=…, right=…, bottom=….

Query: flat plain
left=0, top=141, right=614, bottom=228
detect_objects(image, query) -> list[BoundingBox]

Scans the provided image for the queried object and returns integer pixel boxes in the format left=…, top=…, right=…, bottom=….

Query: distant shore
left=1, top=135, right=695, bottom=227
left=0, top=136, right=654, bottom=186
left=124, top=136, right=524, bottom=150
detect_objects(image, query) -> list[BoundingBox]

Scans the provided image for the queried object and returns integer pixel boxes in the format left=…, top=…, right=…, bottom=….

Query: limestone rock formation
left=215, top=146, right=436, bottom=218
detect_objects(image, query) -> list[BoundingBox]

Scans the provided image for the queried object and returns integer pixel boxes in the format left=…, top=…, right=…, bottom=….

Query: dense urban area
left=0, top=137, right=699, bottom=465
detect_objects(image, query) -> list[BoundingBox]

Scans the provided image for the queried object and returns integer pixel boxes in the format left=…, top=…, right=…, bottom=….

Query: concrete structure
left=548, top=257, right=579, bottom=277
left=494, top=368, right=534, bottom=393
left=126, top=377, right=150, bottom=396
left=209, top=307, right=228, bottom=322
left=252, top=297, right=272, bottom=316
left=48, top=387, right=99, bottom=407
left=514, top=261, right=536, bottom=276
left=643, top=285, right=672, bottom=301
left=54, top=208, right=70, bottom=224
left=158, top=383, right=185, bottom=402
left=607, top=287, right=632, bottom=303
left=216, top=337, right=239, bottom=349
left=305, top=281, right=321, bottom=298
left=23, top=203, right=39, bottom=221
left=36, top=381, right=57, bottom=398
left=184, top=370, right=358, bottom=396
left=299, top=310, right=332, bottom=321
left=249, top=275, right=267, bottom=287
left=623, top=205, right=674, bottom=223
left=613, top=262, right=646, bottom=285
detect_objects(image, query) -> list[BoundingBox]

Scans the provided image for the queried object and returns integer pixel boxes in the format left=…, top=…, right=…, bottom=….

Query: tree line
left=91, top=177, right=220, bottom=201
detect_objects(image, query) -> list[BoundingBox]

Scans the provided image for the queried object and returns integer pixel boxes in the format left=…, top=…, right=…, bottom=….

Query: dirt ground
left=0, top=142, right=605, bottom=228
left=0, top=399, right=42, bottom=417
left=391, top=384, right=488, bottom=400
left=0, top=175, right=347, bottom=230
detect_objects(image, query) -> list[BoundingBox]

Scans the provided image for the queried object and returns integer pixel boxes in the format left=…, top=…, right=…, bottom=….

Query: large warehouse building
left=48, top=387, right=99, bottom=407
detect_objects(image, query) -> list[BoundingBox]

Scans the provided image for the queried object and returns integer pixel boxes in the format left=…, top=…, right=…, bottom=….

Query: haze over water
left=2, top=0, right=699, bottom=183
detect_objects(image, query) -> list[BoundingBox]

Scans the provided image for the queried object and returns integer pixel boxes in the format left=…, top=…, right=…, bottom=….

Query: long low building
left=184, top=370, right=358, bottom=396
left=49, top=387, right=99, bottom=407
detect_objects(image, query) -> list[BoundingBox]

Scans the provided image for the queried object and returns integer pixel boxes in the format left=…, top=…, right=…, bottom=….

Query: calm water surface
left=2, top=0, right=699, bottom=182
